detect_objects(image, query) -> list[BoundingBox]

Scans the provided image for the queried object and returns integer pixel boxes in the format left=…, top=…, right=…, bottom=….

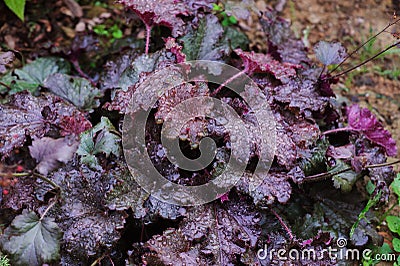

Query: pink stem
left=211, top=68, right=247, bottom=96
left=322, top=127, right=360, bottom=135
left=145, top=23, right=152, bottom=54
left=71, top=59, right=96, bottom=86
left=269, top=207, right=294, bottom=240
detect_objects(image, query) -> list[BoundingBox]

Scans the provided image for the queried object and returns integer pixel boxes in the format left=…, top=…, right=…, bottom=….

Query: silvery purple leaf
left=314, top=41, right=347, bottom=66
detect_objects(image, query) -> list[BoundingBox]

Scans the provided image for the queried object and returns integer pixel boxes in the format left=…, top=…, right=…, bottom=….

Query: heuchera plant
left=0, top=1, right=398, bottom=265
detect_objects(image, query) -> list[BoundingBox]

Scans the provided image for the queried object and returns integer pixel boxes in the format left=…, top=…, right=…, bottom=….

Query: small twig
left=0, top=172, right=30, bottom=177
left=268, top=207, right=294, bottom=240
left=109, top=129, right=122, bottom=138
left=40, top=196, right=58, bottom=220
left=328, top=17, right=400, bottom=75
left=108, top=255, right=115, bottom=266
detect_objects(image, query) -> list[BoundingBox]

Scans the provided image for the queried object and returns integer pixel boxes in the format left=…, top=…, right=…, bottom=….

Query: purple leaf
left=347, top=104, right=397, bottom=156
left=260, top=9, right=309, bottom=65
left=235, top=48, right=300, bottom=81
left=0, top=92, right=90, bottom=157
left=29, top=136, right=79, bottom=175
left=47, top=165, right=126, bottom=261
left=165, top=37, right=186, bottom=63
left=271, top=78, right=331, bottom=114
left=314, top=41, right=347, bottom=66
left=238, top=171, right=292, bottom=204
left=117, top=0, right=191, bottom=37
left=326, top=144, right=355, bottom=160
left=142, top=198, right=262, bottom=265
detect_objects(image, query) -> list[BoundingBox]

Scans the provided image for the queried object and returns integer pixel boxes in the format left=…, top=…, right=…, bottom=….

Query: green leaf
left=391, top=173, right=400, bottom=204
left=366, top=180, right=376, bottom=195
left=181, top=14, right=226, bottom=61
left=0, top=254, right=10, bottom=266
left=350, top=192, right=380, bottom=238
left=4, top=0, right=25, bottom=21
left=395, top=255, right=400, bottom=266
left=221, top=26, right=249, bottom=50
left=299, top=139, right=329, bottom=176
left=330, top=159, right=359, bottom=192
left=393, top=238, right=400, bottom=252
left=0, top=57, right=70, bottom=95
left=43, top=73, right=102, bottom=111
left=93, top=24, right=109, bottom=37
left=387, top=216, right=400, bottom=234
left=0, top=210, right=62, bottom=266
left=77, top=117, right=121, bottom=169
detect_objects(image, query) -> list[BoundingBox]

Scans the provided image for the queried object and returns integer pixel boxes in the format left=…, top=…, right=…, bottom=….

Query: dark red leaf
left=0, top=92, right=91, bottom=157
left=59, top=112, right=92, bottom=136
left=118, top=0, right=191, bottom=36
left=235, top=48, right=300, bottom=80
left=165, top=37, right=186, bottom=63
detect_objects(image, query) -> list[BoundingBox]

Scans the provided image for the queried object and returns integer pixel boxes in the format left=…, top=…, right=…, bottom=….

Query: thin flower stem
left=317, top=65, right=326, bottom=80
left=380, top=204, right=397, bottom=224
left=300, top=160, right=400, bottom=184
left=211, top=69, right=247, bottom=97
left=330, top=40, right=400, bottom=79
left=268, top=207, right=294, bottom=240
left=328, top=17, right=400, bottom=75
